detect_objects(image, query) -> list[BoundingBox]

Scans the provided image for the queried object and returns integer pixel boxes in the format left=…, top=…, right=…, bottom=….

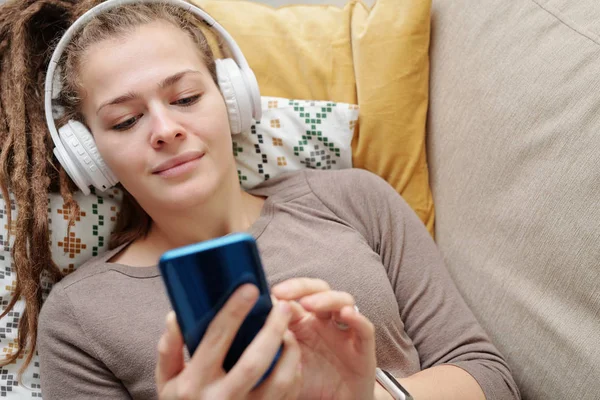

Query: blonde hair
left=0, top=0, right=218, bottom=374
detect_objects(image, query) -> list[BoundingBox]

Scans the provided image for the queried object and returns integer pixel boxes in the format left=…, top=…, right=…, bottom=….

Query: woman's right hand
left=156, top=284, right=302, bottom=400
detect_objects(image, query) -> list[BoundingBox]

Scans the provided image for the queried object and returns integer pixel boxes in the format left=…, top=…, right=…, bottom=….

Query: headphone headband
left=44, top=0, right=261, bottom=167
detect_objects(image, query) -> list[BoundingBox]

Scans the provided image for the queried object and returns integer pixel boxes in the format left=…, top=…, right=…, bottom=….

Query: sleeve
left=307, top=169, right=521, bottom=400
left=38, top=284, right=132, bottom=400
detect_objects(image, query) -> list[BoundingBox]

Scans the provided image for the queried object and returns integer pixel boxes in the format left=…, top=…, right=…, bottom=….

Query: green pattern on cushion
left=235, top=97, right=356, bottom=188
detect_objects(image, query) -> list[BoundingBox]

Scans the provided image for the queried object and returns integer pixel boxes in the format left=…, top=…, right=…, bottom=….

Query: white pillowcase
left=235, top=97, right=357, bottom=188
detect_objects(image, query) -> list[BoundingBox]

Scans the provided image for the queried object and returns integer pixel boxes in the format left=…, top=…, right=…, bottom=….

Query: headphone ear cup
left=58, top=120, right=118, bottom=194
left=216, top=58, right=253, bottom=134
left=68, top=121, right=118, bottom=184
left=53, top=142, right=92, bottom=196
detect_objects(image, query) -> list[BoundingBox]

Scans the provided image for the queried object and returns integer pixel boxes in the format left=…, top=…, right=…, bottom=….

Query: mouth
left=152, top=151, right=205, bottom=177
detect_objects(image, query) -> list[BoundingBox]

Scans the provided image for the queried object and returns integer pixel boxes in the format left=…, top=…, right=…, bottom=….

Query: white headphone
left=44, top=0, right=262, bottom=196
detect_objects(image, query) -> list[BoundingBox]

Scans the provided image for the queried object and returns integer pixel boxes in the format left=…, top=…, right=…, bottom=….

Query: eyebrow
left=96, top=69, right=203, bottom=115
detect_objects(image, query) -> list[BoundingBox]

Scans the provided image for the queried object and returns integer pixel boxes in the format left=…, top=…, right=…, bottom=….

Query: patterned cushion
left=236, top=97, right=356, bottom=187
left=0, top=96, right=357, bottom=398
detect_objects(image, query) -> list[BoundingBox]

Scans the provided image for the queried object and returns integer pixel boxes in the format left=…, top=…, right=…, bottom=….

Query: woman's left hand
left=272, top=278, right=377, bottom=400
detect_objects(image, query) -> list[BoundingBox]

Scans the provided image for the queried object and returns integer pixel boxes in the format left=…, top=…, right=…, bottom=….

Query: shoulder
left=303, top=168, right=406, bottom=215
left=249, top=169, right=393, bottom=205
left=38, top=274, right=82, bottom=348
left=301, top=169, right=412, bottom=237
left=251, top=169, right=409, bottom=230
left=55, top=252, right=118, bottom=290
left=41, top=249, right=125, bottom=323
left=303, top=168, right=392, bottom=196
left=41, top=258, right=103, bottom=318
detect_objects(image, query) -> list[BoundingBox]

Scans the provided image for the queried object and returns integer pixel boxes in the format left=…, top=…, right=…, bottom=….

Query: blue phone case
left=158, top=233, right=280, bottom=381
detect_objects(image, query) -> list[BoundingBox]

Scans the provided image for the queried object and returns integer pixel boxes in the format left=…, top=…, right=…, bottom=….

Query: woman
left=3, top=0, right=519, bottom=399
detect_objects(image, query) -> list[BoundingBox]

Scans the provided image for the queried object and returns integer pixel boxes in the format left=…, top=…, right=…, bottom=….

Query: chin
left=157, top=179, right=217, bottom=210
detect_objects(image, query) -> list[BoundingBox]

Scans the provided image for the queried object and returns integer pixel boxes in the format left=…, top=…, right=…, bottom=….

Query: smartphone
left=158, top=233, right=280, bottom=382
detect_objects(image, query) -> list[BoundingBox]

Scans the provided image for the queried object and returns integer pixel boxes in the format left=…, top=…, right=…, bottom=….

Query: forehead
left=78, top=20, right=208, bottom=97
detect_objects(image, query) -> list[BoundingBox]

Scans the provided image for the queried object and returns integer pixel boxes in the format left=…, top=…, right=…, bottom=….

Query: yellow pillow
left=193, top=0, right=434, bottom=235
left=351, top=0, right=434, bottom=234
left=193, top=0, right=357, bottom=103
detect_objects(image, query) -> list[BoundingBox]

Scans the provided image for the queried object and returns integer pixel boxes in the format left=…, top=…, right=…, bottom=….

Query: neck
left=141, top=171, right=264, bottom=253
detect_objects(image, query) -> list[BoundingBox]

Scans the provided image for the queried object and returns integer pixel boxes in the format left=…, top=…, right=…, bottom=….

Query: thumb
left=155, top=311, right=185, bottom=393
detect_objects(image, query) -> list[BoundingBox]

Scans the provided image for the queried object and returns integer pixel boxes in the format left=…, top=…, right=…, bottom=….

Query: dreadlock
left=0, top=0, right=79, bottom=375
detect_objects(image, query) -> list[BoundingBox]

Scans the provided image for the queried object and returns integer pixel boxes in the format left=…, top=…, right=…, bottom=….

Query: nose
left=149, top=105, right=186, bottom=148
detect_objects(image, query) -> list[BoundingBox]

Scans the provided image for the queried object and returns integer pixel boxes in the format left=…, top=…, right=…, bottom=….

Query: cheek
left=211, top=93, right=233, bottom=134
left=95, top=135, right=142, bottom=178
left=213, top=116, right=235, bottom=160
left=195, top=104, right=233, bottom=148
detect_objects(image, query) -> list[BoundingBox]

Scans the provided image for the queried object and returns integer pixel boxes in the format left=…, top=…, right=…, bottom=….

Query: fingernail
left=165, top=311, right=176, bottom=326
left=278, top=300, right=291, bottom=314
left=166, top=312, right=178, bottom=335
left=240, top=284, right=257, bottom=300
left=335, top=320, right=350, bottom=330
left=157, top=334, right=168, bottom=354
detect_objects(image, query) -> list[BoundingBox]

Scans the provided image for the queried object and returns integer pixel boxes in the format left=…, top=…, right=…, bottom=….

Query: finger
left=155, top=312, right=185, bottom=393
left=271, top=278, right=330, bottom=299
left=299, top=291, right=355, bottom=314
left=250, top=330, right=302, bottom=399
left=287, top=300, right=310, bottom=325
left=222, top=300, right=293, bottom=393
left=331, top=310, right=348, bottom=330
left=316, top=310, right=333, bottom=320
left=273, top=296, right=310, bottom=326
left=338, top=305, right=376, bottom=349
left=190, top=284, right=259, bottom=374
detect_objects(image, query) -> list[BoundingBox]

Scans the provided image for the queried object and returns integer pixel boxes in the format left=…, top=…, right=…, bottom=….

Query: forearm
left=374, top=365, right=485, bottom=400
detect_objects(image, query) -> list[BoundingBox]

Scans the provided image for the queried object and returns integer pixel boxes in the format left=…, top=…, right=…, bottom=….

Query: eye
left=172, top=94, right=201, bottom=107
left=112, top=114, right=142, bottom=131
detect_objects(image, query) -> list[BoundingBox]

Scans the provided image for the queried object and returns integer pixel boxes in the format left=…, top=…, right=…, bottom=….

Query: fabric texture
left=194, top=0, right=435, bottom=234
left=38, top=169, right=519, bottom=400
left=428, top=0, right=600, bottom=399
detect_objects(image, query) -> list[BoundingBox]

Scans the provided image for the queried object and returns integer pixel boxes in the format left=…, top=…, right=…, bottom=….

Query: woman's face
left=79, top=21, right=233, bottom=212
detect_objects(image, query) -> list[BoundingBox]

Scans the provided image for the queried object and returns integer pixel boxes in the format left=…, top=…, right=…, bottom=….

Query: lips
left=151, top=150, right=204, bottom=174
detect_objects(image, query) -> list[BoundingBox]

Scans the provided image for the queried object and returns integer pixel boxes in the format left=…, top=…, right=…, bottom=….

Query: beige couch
left=428, top=0, right=600, bottom=398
